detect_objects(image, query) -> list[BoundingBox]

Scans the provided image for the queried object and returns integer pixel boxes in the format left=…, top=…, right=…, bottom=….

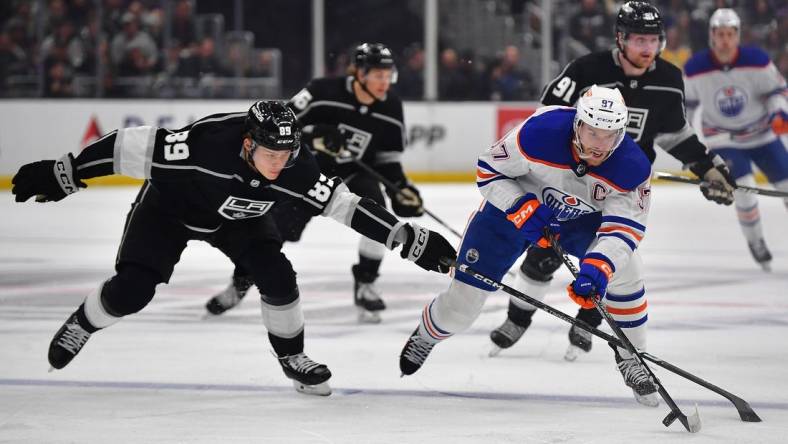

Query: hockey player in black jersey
left=11, top=100, right=456, bottom=396
left=205, top=43, right=423, bottom=323
left=488, top=1, right=738, bottom=361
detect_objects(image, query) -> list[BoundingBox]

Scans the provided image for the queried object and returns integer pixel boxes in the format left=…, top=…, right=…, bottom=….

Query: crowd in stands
left=0, top=0, right=785, bottom=100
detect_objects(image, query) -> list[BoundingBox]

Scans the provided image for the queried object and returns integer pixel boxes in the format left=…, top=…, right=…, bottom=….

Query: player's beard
left=624, top=49, right=655, bottom=70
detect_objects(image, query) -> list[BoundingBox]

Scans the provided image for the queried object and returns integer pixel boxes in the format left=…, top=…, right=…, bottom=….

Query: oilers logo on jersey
left=541, top=187, right=595, bottom=221
left=715, top=86, right=747, bottom=117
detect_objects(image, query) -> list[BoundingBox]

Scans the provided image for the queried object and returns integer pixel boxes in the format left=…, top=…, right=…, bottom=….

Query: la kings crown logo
left=626, top=107, right=649, bottom=142
left=334, top=123, right=372, bottom=164
left=218, top=196, right=274, bottom=220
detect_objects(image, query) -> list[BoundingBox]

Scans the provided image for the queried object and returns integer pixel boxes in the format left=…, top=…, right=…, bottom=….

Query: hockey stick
left=548, top=234, right=701, bottom=433
left=442, top=258, right=762, bottom=425
left=312, top=139, right=464, bottom=239
left=653, top=171, right=788, bottom=198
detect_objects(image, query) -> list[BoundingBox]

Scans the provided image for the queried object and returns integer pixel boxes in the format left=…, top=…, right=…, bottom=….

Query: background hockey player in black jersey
left=11, top=100, right=455, bottom=396
left=488, top=1, right=738, bottom=361
left=205, top=43, right=424, bottom=323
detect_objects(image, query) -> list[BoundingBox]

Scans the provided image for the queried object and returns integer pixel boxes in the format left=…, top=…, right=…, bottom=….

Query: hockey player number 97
left=552, top=77, right=577, bottom=103
left=164, top=131, right=190, bottom=161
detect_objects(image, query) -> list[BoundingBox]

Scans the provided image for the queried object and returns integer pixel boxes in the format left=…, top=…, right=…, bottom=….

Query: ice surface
left=1, top=184, right=786, bottom=443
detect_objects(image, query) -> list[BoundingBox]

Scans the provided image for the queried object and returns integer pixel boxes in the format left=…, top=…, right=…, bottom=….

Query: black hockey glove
left=311, top=124, right=346, bottom=155
left=389, top=183, right=424, bottom=218
left=688, top=154, right=736, bottom=206
left=12, top=153, right=86, bottom=203
left=400, top=223, right=456, bottom=274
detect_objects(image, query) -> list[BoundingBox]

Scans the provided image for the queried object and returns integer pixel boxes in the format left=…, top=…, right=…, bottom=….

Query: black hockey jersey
left=540, top=49, right=709, bottom=166
left=288, top=76, right=408, bottom=183
left=72, top=111, right=405, bottom=247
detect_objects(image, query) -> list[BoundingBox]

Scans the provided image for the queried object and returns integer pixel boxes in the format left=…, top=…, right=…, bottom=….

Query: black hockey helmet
left=245, top=100, right=301, bottom=166
left=353, top=42, right=398, bottom=83
left=354, top=43, right=395, bottom=71
left=615, top=1, right=665, bottom=50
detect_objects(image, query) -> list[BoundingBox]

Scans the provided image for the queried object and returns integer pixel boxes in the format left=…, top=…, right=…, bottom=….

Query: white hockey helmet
left=709, top=8, right=741, bottom=47
left=573, top=85, right=629, bottom=160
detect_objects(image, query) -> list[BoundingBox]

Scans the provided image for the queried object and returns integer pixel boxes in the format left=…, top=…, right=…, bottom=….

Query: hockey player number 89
left=164, top=131, right=190, bottom=161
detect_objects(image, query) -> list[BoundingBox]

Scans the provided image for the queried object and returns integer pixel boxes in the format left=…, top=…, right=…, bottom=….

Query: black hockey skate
left=48, top=307, right=97, bottom=370
left=614, top=347, right=659, bottom=407
left=277, top=353, right=332, bottom=396
left=399, top=327, right=437, bottom=376
left=352, top=265, right=385, bottom=324
left=489, top=317, right=530, bottom=357
left=748, top=239, right=772, bottom=272
left=205, top=275, right=254, bottom=315
left=564, top=325, right=593, bottom=362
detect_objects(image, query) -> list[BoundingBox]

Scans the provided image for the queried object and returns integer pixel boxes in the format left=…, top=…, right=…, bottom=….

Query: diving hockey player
left=205, top=43, right=423, bottom=323
left=684, top=8, right=788, bottom=271
left=11, top=100, right=455, bottom=396
left=399, top=86, right=660, bottom=407
left=489, top=1, right=737, bottom=361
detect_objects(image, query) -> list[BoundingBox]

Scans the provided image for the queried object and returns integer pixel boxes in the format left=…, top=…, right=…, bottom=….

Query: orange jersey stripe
left=598, top=225, right=644, bottom=242
left=607, top=301, right=648, bottom=315
left=476, top=168, right=498, bottom=179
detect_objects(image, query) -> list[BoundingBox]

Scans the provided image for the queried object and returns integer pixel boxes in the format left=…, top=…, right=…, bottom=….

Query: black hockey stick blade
left=443, top=257, right=761, bottom=424
left=640, top=352, right=762, bottom=422
left=653, top=171, right=788, bottom=198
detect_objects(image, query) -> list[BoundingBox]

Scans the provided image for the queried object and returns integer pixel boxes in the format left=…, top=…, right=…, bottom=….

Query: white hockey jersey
left=476, top=106, right=652, bottom=273
left=684, top=46, right=787, bottom=149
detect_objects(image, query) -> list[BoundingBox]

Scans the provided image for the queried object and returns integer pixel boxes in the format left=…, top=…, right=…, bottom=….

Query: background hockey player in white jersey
left=684, top=8, right=788, bottom=271
left=205, top=43, right=423, bottom=323
left=399, top=86, right=660, bottom=406
left=11, top=100, right=455, bottom=397
left=488, top=1, right=738, bottom=362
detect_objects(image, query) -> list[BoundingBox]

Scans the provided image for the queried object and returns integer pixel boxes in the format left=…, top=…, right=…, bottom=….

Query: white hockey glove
left=688, top=154, right=735, bottom=206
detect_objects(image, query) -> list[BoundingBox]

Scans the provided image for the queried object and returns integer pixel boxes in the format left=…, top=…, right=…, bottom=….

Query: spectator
left=489, top=45, right=536, bottom=101
left=569, top=0, right=611, bottom=53
left=439, top=48, right=468, bottom=100
left=661, top=24, right=692, bottom=68
left=111, top=12, right=158, bottom=76
left=176, top=37, right=225, bottom=78
left=396, top=44, right=424, bottom=100
left=171, top=0, right=197, bottom=51
left=249, top=49, right=276, bottom=78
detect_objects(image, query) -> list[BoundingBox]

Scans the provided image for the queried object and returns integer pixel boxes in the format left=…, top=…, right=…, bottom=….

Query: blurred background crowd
left=0, top=0, right=785, bottom=100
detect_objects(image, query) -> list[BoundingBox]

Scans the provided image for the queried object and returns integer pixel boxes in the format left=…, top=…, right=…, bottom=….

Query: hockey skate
left=352, top=265, right=385, bottom=324
left=564, top=324, right=593, bottom=361
left=399, top=327, right=437, bottom=376
left=277, top=353, right=332, bottom=396
left=48, top=308, right=97, bottom=371
left=614, top=348, right=659, bottom=407
left=205, top=275, right=254, bottom=315
left=748, top=239, right=772, bottom=272
left=489, top=318, right=529, bottom=357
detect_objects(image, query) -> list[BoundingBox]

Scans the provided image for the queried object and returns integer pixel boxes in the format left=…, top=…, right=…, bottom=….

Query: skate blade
left=293, top=380, right=331, bottom=396
left=488, top=345, right=503, bottom=357
left=564, top=344, right=587, bottom=362
left=357, top=308, right=381, bottom=324
left=633, top=390, right=660, bottom=407
left=759, top=262, right=772, bottom=272
left=48, top=366, right=56, bottom=373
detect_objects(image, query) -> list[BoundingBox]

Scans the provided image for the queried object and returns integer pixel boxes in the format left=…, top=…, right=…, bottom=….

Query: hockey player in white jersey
left=399, top=86, right=660, bottom=406
left=684, top=8, right=788, bottom=271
